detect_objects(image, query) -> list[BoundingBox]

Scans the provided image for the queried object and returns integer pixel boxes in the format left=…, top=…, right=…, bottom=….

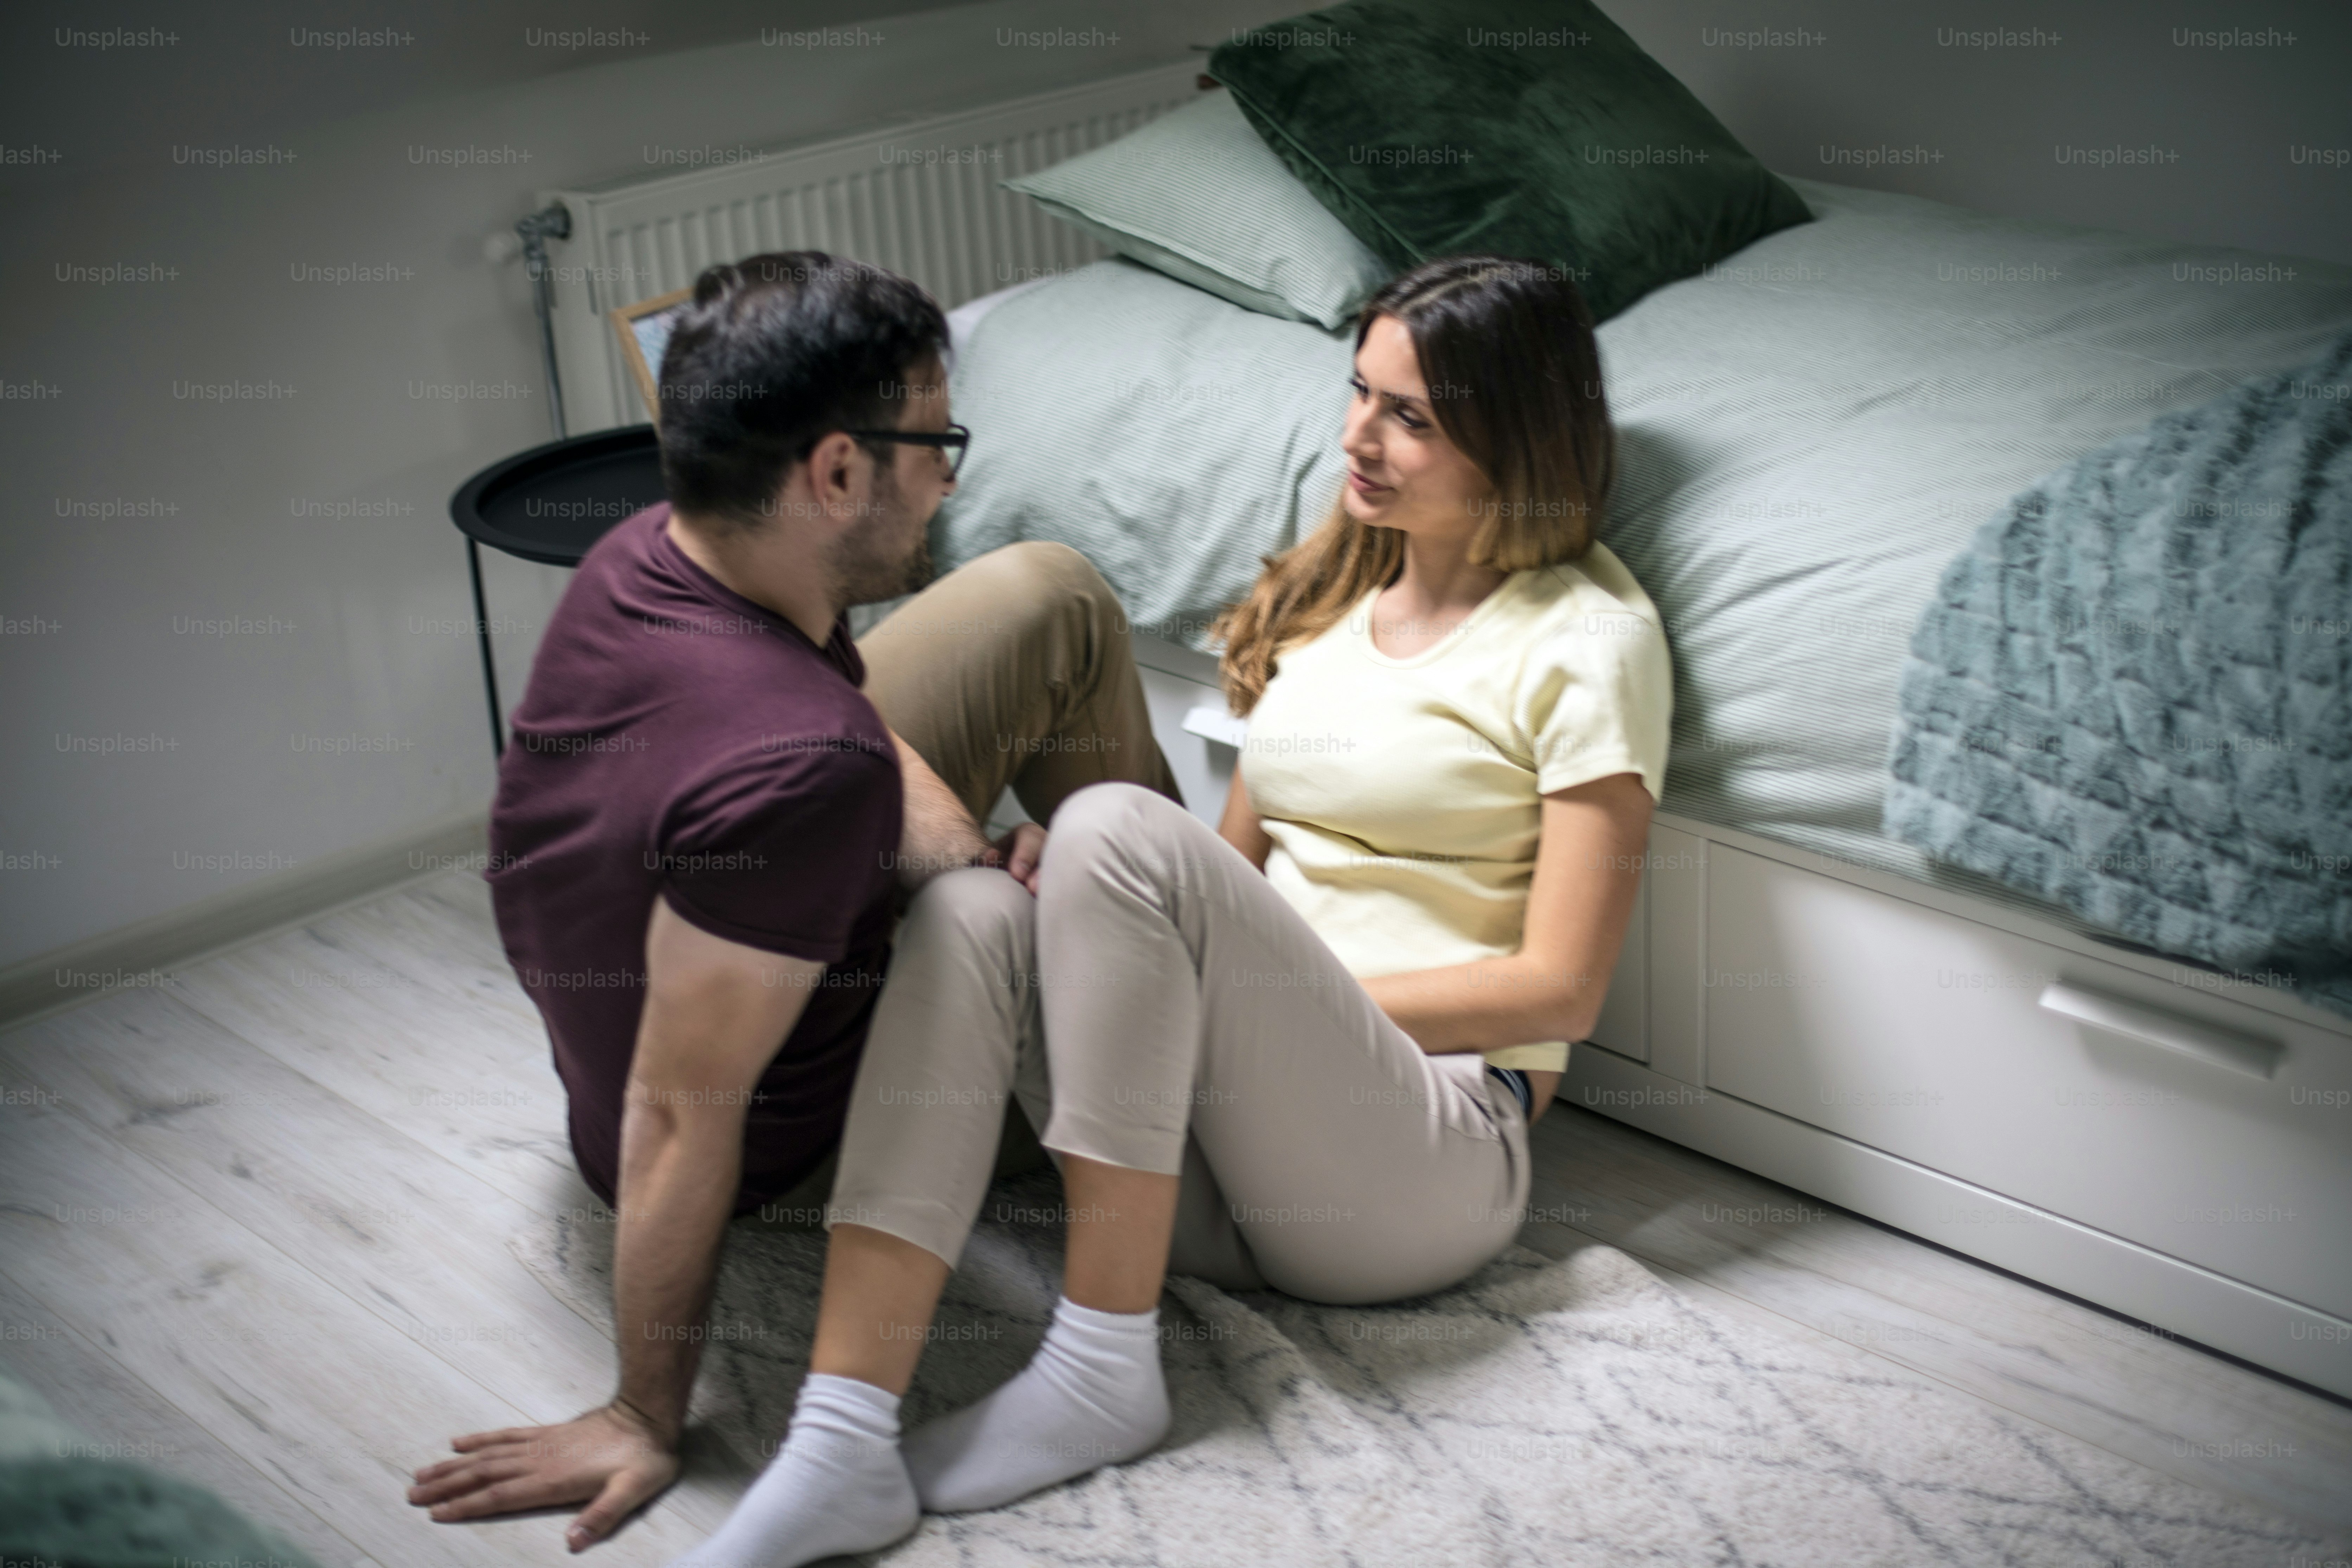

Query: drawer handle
left=2037, top=982, right=2282, bottom=1080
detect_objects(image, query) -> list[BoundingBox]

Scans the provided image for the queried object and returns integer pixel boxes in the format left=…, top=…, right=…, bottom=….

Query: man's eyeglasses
left=841, top=422, right=972, bottom=479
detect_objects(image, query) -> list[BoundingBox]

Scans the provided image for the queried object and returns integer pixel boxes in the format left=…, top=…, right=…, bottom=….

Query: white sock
left=903, top=1295, right=1171, bottom=1513
left=663, top=1372, right=917, bottom=1568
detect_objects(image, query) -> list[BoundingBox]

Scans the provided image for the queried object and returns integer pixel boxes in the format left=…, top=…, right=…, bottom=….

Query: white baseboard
left=0, top=809, right=491, bottom=1031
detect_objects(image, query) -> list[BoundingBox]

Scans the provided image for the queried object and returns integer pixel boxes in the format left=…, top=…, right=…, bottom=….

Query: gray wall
left=2, top=0, right=2345, bottom=972
left=1610, top=0, right=2350, bottom=264
left=0, top=0, right=1290, bottom=974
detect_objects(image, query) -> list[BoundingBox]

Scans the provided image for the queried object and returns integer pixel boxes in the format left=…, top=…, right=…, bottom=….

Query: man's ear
left=803, top=430, right=863, bottom=510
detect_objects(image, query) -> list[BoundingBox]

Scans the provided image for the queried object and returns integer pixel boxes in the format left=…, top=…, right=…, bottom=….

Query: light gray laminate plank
left=217, top=879, right=551, bottom=1073
left=155, top=911, right=586, bottom=1216
left=1525, top=1103, right=2352, bottom=1531
left=353, top=866, right=501, bottom=952
left=0, top=1087, right=715, bottom=1566
left=0, top=991, right=758, bottom=1521
left=4, top=996, right=640, bottom=1432
left=0, top=1267, right=370, bottom=1568
left=331, top=872, right=545, bottom=1031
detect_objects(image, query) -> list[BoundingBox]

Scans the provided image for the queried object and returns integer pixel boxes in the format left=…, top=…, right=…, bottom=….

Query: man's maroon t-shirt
left=486, top=503, right=901, bottom=1215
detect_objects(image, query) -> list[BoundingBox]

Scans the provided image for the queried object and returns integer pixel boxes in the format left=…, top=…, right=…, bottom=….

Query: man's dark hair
left=655, top=250, right=948, bottom=532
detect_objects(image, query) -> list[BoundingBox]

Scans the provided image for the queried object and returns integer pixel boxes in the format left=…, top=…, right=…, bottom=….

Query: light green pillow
left=1002, top=89, right=1392, bottom=330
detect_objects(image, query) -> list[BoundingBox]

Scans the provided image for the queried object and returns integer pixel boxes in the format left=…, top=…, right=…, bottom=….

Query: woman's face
left=1340, top=313, right=1489, bottom=540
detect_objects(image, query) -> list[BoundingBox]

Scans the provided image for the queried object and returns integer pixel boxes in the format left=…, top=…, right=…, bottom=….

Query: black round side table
left=448, top=424, right=665, bottom=755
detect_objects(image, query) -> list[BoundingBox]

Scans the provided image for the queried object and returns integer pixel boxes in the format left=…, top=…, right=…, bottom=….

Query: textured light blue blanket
left=1885, top=333, right=2352, bottom=1019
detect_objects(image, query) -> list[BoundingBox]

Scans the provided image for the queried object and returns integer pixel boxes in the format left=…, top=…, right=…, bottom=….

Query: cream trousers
left=829, top=783, right=1534, bottom=1305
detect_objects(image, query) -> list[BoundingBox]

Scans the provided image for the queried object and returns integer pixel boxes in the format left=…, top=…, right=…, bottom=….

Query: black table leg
left=467, top=536, right=506, bottom=757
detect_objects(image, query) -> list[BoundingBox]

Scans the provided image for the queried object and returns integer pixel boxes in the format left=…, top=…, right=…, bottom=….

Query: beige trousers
left=749, top=540, right=1179, bottom=1222
left=830, top=784, right=1535, bottom=1305
left=856, top=539, right=1179, bottom=826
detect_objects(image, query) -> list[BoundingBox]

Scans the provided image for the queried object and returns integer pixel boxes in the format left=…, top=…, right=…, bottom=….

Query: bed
left=930, top=181, right=2352, bottom=1396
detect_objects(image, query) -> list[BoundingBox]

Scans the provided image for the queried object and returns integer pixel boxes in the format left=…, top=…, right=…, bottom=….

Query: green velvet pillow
left=1207, top=0, right=1813, bottom=321
left=1003, top=90, right=1393, bottom=329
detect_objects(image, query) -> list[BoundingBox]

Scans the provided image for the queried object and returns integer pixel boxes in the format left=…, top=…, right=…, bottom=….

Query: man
left=404, top=251, right=1178, bottom=1549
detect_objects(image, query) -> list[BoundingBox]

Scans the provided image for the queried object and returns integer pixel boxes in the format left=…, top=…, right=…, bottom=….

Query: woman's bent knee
left=1044, top=779, right=1161, bottom=839
left=1038, top=782, right=1196, bottom=887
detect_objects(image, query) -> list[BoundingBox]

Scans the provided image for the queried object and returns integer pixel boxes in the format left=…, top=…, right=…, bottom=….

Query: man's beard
left=823, top=467, right=937, bottom=607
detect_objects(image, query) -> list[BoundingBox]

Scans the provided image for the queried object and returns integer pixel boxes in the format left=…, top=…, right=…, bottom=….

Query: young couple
left=408, top=244, right=1670, bottom=1564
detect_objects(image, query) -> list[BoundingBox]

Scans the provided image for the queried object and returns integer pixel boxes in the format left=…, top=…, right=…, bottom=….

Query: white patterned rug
left=512, top=1169, right=2345, bottom=1567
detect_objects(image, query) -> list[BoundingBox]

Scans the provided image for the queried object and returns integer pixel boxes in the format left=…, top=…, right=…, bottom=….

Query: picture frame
left=608, top=287, right=693, bottom=427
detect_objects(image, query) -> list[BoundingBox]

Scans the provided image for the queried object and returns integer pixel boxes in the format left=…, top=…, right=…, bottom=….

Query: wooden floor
left=2, top=868, right=2346, bottom=1566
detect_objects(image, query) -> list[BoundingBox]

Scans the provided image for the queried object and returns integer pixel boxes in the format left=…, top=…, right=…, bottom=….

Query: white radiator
left=536, top=60, right=1204, bottom=433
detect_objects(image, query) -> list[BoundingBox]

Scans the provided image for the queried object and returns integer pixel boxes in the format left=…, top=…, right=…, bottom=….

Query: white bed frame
left=536, top=66, right=2352, bottom=1400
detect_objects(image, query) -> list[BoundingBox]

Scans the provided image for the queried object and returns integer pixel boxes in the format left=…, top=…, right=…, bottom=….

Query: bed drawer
left=1700, top=845, right=2352, bottom=1319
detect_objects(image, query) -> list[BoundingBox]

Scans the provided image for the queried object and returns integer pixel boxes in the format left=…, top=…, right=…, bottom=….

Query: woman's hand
left=1359, top=774, right=1653, bottom=1052
left=1524, top=1068, right=1562, bottom=1124
left=1216, top=774, right=1274, bottom=872
left=408, top=1400, right=679, bottom=1551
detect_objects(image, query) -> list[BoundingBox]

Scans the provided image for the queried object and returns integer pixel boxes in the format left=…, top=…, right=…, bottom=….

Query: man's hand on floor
left=408, top=1399, right=679, bottom=1551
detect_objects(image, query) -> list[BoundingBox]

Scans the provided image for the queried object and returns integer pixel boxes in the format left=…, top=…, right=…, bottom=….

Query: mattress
left=1597, top=177, right=2352, bottom=926
left=935, top=176, right=2352, bottom=937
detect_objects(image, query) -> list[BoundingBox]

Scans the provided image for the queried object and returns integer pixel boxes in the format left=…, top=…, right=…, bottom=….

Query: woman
left=669, top=255, right=1672, bottom=1568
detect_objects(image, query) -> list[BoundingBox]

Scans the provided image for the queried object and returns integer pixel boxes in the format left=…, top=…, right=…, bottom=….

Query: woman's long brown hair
left=1213, top=256, right=1613, bottom=716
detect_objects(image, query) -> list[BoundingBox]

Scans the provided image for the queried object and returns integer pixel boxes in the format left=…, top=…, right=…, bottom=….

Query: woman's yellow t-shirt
left=1239, top=542, right=1673, bottom=1072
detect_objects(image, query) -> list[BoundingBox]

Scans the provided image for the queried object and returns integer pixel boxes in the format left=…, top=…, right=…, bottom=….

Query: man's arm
left=888, top=725, right=1046, bottom=893
left=609, top=897, right=820, bottom=1443
left=409, top=896, right=819, bottom=1549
